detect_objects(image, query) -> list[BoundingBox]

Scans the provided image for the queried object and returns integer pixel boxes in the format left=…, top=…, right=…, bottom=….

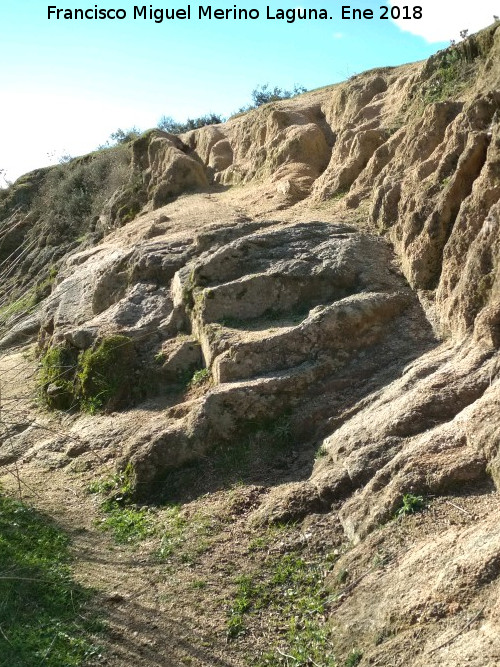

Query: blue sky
left=1, top=1, right=498, bottom=183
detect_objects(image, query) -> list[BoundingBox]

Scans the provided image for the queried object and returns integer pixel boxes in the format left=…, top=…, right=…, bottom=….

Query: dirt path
left=0, top=460, right=343, bottom=666
left=2, top=459, right=499, bottom=667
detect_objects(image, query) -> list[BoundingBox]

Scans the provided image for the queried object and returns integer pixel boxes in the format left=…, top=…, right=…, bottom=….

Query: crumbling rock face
left=117, top=222, right=426, bottom=492
left=253, top=342, right=499, bottom=529
left=183, top=105, right=333, bottom=201
left=313, top=127, right=388, bottom=199
left=139, top=131, right=209, bottom=209
left=2, top=27, right=498, bottom=497
left=98, top=130, right=210, bottom=231
left=326, top=502, right=500, bottom=666
left=118, top=221, right=427, bottom=491
left=438, top=151, right=500, bottom=341
left=33, top=237, right=194, bottom=350
left=2, top=217, right=427, bottom=494
left=365, top=98, right=495, bottom=299
left=179, top=26, right=500, bottom=343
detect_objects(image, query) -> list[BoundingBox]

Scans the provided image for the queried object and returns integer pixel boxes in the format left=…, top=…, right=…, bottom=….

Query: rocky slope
left=0, top=23, right=499, bottom=666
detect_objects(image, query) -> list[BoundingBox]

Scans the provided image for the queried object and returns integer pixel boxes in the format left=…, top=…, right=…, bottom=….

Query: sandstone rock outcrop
left=1, top=23, right=500, bottom=666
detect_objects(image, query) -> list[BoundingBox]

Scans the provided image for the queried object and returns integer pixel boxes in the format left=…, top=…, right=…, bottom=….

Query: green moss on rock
left=39, top=343, right=79, bottom=410
left=39, top=335, right=136, bottom=413
left=78, top=335, right=136, bottom=413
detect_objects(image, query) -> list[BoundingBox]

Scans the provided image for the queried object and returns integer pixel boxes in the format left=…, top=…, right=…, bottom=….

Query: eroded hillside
left=1, top=23, right=499, bottom=667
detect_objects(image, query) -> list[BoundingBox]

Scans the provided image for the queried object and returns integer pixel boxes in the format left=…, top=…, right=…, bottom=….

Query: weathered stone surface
left=135, top=130, right=209, bottom=208
left=326, top=505, right=500, bottom=666
left=118, top=221, right=427, bottom=489
left=158, top=337, right=202, bottom=381
left=0, top=25, right=499, bottom=664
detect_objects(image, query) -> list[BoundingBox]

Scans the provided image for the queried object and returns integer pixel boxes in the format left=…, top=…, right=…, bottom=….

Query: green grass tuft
left=0, top=494, right=101, bottom=666
left=227, top=551, right=337, bottom=665
left=88, top=465, right=156, bottom=544
left=96, top=505, right=156, bottom=544
left=345, top=649, right=363, bottom=666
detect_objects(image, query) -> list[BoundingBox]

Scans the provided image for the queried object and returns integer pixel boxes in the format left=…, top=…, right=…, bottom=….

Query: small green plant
left=80, top=395, right=103, bottom=415
left=336, top=568, right=349, bottom=585
left=87, top=463, right=135, bottom=505
left=227, top=575, right=264, bottom=639
left=396, top=493, right=426, bottom=517
left=345, top=649, right=363, bottom=666
left=189, top=367, right=211, bottom=388
left=227, top=612, right=247, bottom=639
left=154, top=350, right=166, bottom=364
left=272, top=416, right=292, bottom=443
left=315, top=445, right=328, bottom=459
left=248, top=536, right=268, bottom=552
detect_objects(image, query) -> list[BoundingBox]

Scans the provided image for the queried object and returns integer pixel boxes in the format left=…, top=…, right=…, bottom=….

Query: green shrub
left=421, top=47, right=474, bottom=104
left=157, top=113, right=223, bottom=134
left=35, top=145, right=130, bottom=244
left=108, top=126, right=142, bottom=144
left=251, top=83, right=307, bottom=107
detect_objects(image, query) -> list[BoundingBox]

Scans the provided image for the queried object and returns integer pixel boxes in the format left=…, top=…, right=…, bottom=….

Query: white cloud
left=390, top=1, right=499, bottom=42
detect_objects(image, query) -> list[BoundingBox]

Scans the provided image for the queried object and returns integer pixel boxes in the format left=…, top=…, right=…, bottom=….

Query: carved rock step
left=210, top=292, right=409, bottom=383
